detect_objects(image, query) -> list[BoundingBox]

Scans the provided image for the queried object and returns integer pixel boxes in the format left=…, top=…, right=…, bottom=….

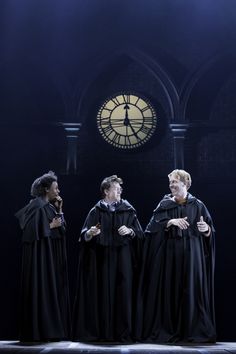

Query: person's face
left=104, top=182, right=122, bottom=203
left=46, top=181, right=60, bottom=202
left=169, top=175, right=187, bottom=199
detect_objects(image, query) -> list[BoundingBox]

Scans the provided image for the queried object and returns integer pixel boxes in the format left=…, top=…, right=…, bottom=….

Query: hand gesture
left=54, top=196, right=63, bottom=213
left=118, top=225, right=132, bottom=236
left=168, top=217, right=189, bottom=230
left=87, top=225, right=101, bottom=237
left=197, top=216, right=209, bottom=233
left=50, top=217, right=62, bottom=229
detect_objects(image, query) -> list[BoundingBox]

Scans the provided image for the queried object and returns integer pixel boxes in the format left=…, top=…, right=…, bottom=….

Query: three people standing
left=16, top=170, right=216, bottom=343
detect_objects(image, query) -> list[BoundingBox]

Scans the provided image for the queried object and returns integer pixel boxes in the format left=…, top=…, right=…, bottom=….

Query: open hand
left=168, top=217, right=189, bottom=230
left=118, top=225, right=132, bottom=236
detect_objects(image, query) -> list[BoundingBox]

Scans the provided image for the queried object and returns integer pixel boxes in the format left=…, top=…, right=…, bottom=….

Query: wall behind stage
left=0, top=0, right=236, bottom=341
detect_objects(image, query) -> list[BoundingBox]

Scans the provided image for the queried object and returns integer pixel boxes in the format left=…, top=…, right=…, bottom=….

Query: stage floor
left=0, top=341, right=236, bottom=354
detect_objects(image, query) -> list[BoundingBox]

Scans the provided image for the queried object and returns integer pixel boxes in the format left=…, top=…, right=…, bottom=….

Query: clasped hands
left=167, top=216, right=210, bottom=235
left=87, top=224, right=132, bottom=237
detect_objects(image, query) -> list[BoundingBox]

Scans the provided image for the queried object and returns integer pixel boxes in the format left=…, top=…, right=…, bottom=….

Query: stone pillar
left=61, top=123, right=82, bottom=174
left=169, top=123, right=188, bottom=169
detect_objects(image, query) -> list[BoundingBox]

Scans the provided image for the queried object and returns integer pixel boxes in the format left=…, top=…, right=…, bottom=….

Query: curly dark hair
left=100, top=175, right=123, bottom=198
left=30, top=171, right=58, bottom=197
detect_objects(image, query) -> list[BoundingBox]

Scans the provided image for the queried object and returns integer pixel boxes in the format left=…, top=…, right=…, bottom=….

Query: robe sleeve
left=145, top=204, right=170, bottom=235
left=198, top=201, right=215, bottom=259
left=126, top=210, right=144, bottom=240
left=79, top=208, right=99, bottom=242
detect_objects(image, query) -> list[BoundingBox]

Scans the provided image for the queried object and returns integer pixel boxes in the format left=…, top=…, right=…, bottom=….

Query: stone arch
left=180, top=51, right=236, bottom=122
left=76, top=47, right=180, bottom=123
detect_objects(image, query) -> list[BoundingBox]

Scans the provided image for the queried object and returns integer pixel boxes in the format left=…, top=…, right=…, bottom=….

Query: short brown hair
left=100, top=175, right=123, bottom=197
left=168, top=169, right=192, bottom=190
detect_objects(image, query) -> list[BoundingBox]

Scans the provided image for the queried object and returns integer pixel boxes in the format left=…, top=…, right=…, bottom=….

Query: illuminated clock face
left=97, top=93, right=157, bottom=149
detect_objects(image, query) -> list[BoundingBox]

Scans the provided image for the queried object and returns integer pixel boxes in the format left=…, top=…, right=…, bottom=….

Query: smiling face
left=104, top=182, right=122, bottom=203
left=46, top=181, right=60, bottom=202
left=169, top=174, right=187, bottom=201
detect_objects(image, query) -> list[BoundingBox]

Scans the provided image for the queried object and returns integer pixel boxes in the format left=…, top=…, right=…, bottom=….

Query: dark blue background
left=0, top=0, right=235, bottom=341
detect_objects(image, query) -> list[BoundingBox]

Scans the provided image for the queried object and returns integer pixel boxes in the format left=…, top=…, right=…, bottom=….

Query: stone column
left=61, top=123, right=82, bottom=174
left=169, top=123, right=188, bottom=169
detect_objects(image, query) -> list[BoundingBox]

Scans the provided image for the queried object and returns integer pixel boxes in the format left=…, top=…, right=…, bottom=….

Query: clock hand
left=122, top=104, right=141, bottom=140
left=128, top=121, right=141, bottom=141
left=123, top=104, right=130, bottom=126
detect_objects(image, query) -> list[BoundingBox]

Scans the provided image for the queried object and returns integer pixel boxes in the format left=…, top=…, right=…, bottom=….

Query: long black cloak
left=72, top=199, right=143, bottom=343
left=15, top=197, right=70, bottom=342
left=136, top=193, right=216, bottom=343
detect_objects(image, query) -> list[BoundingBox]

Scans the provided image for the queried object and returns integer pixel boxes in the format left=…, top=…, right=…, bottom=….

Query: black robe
left=71, top=199, right=143, bottom=342
left=15, top=197, right=70, bottom=342
left=136, top=193, right=216, bottom=343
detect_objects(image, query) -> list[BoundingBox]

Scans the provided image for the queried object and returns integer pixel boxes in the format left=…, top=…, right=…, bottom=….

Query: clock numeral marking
left=141, top=106, right=150, bottom=113
left=100, top=117, right=111, bottom=125
left=122, top=94, right=130, bottom=104
left=140, top=126, right=150, bottom=134
left=134, top=97, right=140, bottom=106
left=143, top=117, right=155, bottom=125
left=102, top=107, right=113, bottom=113
left=113, top=132, right=121, bottom=145
left=125, top=135, right=131, bottom=146
left=131, top=131, right=142, bottom=141
left=102, top=125, right=113, bottom=136
left=111, top=97, right=120, bottom=106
